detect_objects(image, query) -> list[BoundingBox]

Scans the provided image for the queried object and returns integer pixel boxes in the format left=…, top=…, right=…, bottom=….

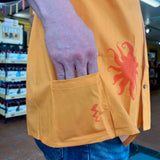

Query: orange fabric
left=26, top=0, right=151, bottom=147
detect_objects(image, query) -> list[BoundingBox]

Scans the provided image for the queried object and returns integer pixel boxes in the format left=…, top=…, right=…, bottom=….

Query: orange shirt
left=27, top=0, right=151, bottom=147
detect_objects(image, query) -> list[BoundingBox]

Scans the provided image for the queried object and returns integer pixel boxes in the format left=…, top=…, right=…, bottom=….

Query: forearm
left=26, top=0, right=78, bottom=27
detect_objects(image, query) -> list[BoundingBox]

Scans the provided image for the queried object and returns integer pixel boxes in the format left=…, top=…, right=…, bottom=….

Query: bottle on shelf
left=21, top=65, right=26, bottom=77
left=0, top=66, right=6, bottom=77
left=0, top=66, right=2, bottom=77
left=12, top=50, right=17, bottom=60
left=17, top=50, right=21, bottom=60
left=0, top=83, right=6, bottom=95
left=0, top=49, right=5, bottom=60
left=23, top=50, right=28, bottom=60
left=7, top=65, right=12, bottom=77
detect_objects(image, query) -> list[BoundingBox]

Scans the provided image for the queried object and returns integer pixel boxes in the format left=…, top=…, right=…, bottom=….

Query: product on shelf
left=0, top=49, right=6, bottom=60
left=0, top=81, right=26, bottom=96
left=0, top=64, right=27, bottom=78
left=7, top=49, right=14, bottom=59
left=20, top=65, right=26, bottom=77
left=0, top=98, right=26, bottom=114
left=0, top=47, right=27, bottom=121
left=0, top=82, right=6, bottom=94
left=0, top=65, right=6, bottom=77
left=6, top=48, right=28, bottom=60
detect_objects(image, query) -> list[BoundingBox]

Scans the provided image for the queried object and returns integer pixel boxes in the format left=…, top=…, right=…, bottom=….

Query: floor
left=0, top=116, right=44, bottom=160
left=0, top=89, right=159, bottom=160
left=133, top=89, right=160, bottom=152
left=130, top=153, right=159, bottom=160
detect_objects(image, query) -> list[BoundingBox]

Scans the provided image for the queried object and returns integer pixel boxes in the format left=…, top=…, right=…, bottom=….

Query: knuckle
left=51, top=53, right=68, bottom=63
left=75, top=52, right=84, bottom=62
left=62, top=55, right=73, bottom=65
left=50, top=53, right=59, bottom=62
left=87, top=47, right=98, bottom=57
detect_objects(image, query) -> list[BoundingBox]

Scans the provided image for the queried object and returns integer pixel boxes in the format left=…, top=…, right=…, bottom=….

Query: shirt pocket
left=50, top=72, right=109, bottom=143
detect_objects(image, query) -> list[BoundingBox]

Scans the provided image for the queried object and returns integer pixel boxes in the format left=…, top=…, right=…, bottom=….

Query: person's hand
left=43, top=11, right=98, bottom=80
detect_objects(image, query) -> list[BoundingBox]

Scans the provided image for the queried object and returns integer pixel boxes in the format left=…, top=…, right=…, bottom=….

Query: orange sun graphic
left=107, top=41, right=138, bottom=100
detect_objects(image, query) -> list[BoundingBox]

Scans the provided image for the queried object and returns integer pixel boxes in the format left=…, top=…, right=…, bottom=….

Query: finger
left=54, top=62, right=65, bottom=80
left=76, top=62, right=87, bottom=77
left=64, top=64, right=76, bottom=80
left=87, top=58, right=98, bottom=74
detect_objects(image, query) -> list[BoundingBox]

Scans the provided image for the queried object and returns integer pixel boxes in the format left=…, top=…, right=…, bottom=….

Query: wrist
left=39, top=1, right=77, bottom=27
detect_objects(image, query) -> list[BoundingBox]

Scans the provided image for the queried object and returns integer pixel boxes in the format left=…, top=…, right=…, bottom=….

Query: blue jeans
left=34, top=138, right=130, bottom=160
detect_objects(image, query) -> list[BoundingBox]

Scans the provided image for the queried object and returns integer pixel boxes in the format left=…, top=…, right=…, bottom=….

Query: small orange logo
left=91, top=104, right=100, bottom=122
left=107, top=41, right=138, bottom=100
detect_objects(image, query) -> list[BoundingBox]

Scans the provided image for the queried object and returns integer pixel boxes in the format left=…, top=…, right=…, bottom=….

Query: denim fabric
left=34, top=138, right=130, bottom=160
